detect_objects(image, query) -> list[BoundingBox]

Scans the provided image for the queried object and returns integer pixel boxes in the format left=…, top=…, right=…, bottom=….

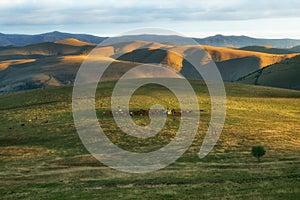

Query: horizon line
left=1, top=30, right=300, bottom=40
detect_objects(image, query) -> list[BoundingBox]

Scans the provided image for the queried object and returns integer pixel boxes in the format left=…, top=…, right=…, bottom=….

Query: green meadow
left=0, top=80, right=299, bottom=199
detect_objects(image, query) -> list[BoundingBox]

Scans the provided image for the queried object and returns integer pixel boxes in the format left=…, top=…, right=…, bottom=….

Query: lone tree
left=251, top=146, right=266, bottom=162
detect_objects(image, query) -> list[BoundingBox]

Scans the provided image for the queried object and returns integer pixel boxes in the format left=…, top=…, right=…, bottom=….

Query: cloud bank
left=0, top=0, right=300, bottom=38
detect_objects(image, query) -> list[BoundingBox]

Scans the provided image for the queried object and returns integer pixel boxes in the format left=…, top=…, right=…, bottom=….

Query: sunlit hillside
left=0, top=38, right=299, bottom=94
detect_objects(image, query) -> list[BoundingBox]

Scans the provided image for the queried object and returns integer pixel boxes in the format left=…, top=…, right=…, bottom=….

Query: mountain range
left=0, top=31, right=107, bottom=47
left=1, top=31, right=300, bottom=48
left=0, top=32, right=299, bottom=94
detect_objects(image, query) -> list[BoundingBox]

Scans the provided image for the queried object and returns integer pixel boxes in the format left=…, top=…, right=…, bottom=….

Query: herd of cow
left=102, top=109, right=204, bottom=117
left=10, top=109, right=206, bottom=129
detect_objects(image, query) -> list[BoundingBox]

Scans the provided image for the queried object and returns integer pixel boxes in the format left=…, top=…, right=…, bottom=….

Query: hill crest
left=54, top=38, right=96, bottom=46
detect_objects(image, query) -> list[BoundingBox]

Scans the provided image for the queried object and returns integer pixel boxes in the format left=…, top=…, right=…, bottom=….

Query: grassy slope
left=238, top=46, right=296, bottom=54
left=0, top=81, right=300, bottom=199
left=202, top=45, right=298, bottom=66
left=238, top=55, right=300, bottom=90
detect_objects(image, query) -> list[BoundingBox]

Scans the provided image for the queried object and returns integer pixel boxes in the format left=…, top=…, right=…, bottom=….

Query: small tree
left=251, top=146, right=266, bottom=162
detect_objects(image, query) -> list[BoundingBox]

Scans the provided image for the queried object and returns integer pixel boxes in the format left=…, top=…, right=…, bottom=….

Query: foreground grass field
left=0, top=80, right=300, bottom=199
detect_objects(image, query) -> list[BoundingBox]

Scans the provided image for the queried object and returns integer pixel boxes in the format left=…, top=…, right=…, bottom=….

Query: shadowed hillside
left=238, top=55, right=300, bottom=90
left=290, top=45, right=300, bottom=52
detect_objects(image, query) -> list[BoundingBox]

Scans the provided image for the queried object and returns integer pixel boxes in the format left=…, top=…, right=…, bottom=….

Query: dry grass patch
left=0, top=146, right=56, bottom=160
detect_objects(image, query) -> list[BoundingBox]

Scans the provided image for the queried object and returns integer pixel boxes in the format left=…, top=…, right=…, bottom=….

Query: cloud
left=0, top=0, right=300, bottom=39
left=1, top=0, right=300, bottom=25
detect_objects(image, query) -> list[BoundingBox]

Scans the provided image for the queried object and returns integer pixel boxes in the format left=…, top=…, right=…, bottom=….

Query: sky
left=1, top=0, right=300, bottom=38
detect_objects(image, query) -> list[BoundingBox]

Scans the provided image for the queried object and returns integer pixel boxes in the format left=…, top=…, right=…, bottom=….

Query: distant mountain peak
left=45, top=31, right=64, bottom=34
left=0, top=32, right=107, bottom=47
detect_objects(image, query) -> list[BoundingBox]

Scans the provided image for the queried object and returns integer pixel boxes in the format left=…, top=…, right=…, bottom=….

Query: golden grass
left=113, top=41, right=154, bottom=53
left=0, top=82, right=299, bottom=199
left=61, top=55, right=119, bottom=63
left=161, top=51, right=184, bottom=71
left=60, top=55, right=87, bottom=62
left=54, top=38, right=96, bottom=46
left=0, top=59, right=36, bottom=70
left=202, top=45, right=299, bottom=67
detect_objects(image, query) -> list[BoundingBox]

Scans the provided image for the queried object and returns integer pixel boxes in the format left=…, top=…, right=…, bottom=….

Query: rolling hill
left=238, top=46, right=297, bottom=54
left=0, top=40, right=178, bottom=93
left=54, top=38, right=96, bottom=46
left=195, top=34, right=300, bottom=48
left=237, top=55, right=300, bottom=90
left=115, top=44, right=298, bottom=81
left=0, top=54, right=145, bottom=93
left=0, top=40, right=95, bottom=58
left=290, top=45, right=300, bottom=52
left=0, top=38, right=299, bottom=93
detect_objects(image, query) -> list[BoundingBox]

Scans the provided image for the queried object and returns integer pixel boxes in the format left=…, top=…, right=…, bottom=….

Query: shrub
left=251, top=146, right=266, bottom=162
